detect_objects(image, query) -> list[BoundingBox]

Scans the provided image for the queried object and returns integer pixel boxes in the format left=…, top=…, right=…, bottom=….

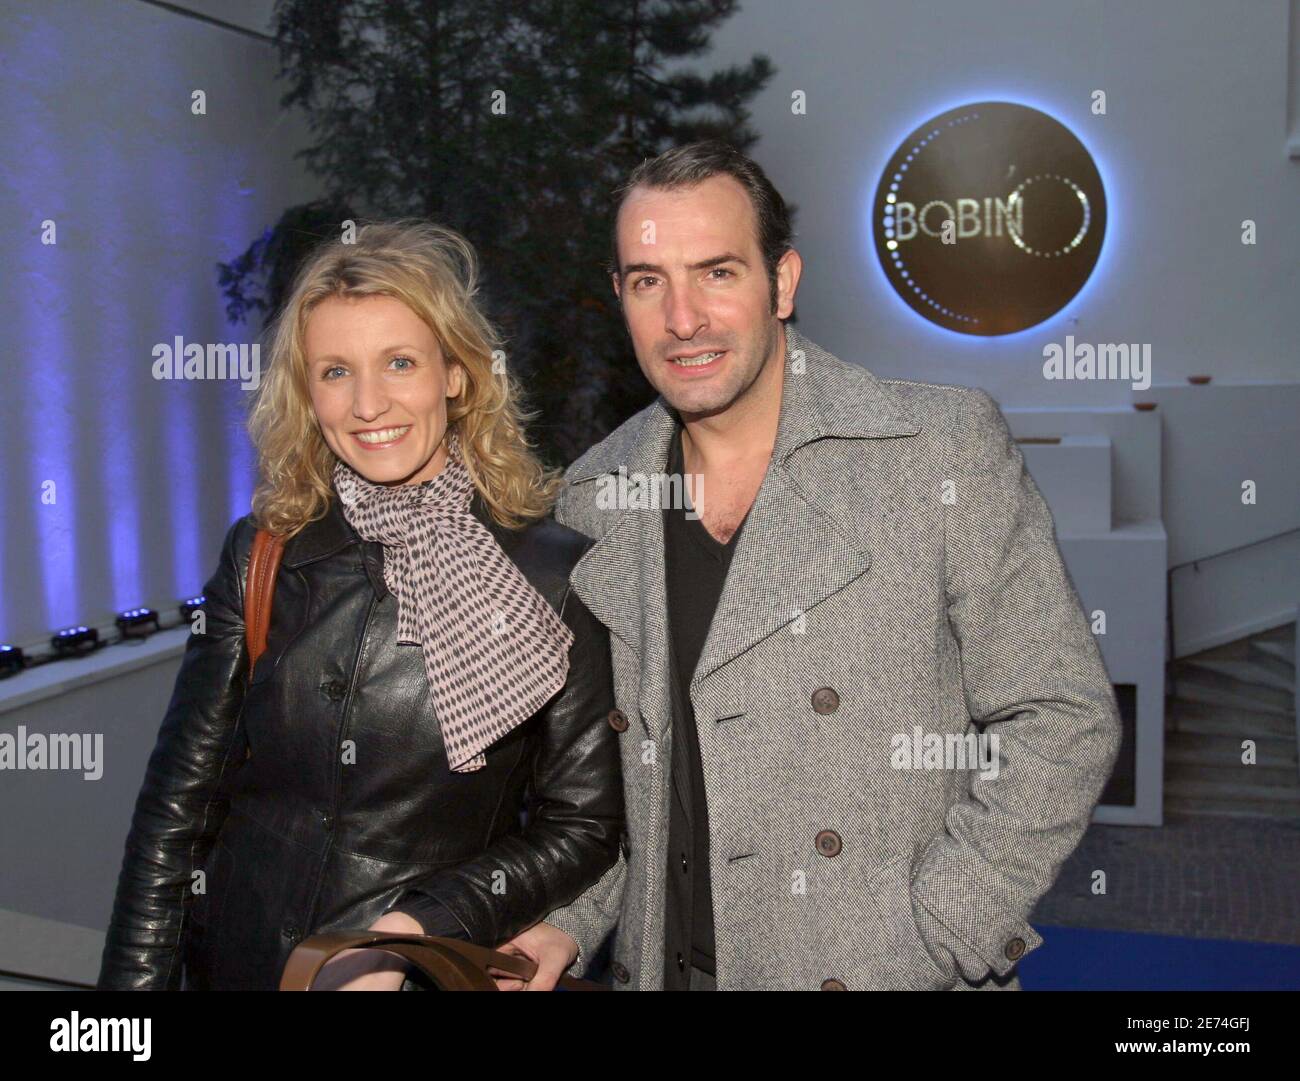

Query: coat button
left=815, top=829, right=842, bottom=858
left=607, top=708, right=629, bottom=732
left=611, top=961, right=631, bottom=984
left=1004, top=936, right=1026, bottom=961
left=676, top=952, right=685, bottom=973
left=281, top=925, right=300, bottom=942
left=821, top=978, right=847, bottom=991
left=811, top=687, right=840, bottom=714
left=680, top=852, right=688, bottom=873
left=321, top=813, right=334, bottom=832
left=321, top=679, right=347, bottom=702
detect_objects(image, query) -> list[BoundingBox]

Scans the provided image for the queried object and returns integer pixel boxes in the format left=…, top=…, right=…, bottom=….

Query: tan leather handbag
left=280, top=931, right=606, bottom=991
left=243, top=528, right=606, bottom=992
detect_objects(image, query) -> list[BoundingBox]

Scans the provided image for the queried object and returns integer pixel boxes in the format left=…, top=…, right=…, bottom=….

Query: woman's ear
left=447, top=361, right=465, bottom=399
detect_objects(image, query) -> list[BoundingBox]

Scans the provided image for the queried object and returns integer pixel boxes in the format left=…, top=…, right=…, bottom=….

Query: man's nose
left=664, top=283, right=708, bottom=341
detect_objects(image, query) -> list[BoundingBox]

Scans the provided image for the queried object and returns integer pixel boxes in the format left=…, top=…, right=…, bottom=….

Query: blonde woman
left=99, top=220, right=623, bottom=991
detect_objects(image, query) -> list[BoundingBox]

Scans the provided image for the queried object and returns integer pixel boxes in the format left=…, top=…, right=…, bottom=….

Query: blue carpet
left=1021, top=925, right=1300, bottom=990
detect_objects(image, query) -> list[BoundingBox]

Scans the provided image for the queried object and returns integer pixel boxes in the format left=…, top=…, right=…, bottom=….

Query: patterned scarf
left=331, top=429, right=574, bottom=773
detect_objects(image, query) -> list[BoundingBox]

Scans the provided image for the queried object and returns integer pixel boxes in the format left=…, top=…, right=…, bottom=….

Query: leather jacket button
left=321, top=679, right=347, bottom=702
left=815, top=829, right=842, bottom=858
left=281, top=925, right=300, bottom=942
left=676, top=952, right=685, bottom=973
left=821, top=978, right=847, bottom=991
left=1004, top=936, right=1026, bottom=961
left=680, top=852, right=688, bottom=873
left=321, top=813, right=334, bottom=832
left=811, top=687, right=840, bottom=714
left=611, top=961, right=631, bottom=984
left=607, top=708, right=629, bottom=732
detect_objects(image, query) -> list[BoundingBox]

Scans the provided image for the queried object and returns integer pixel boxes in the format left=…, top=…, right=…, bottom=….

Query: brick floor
left=1031, top=813, right=1300, bottom=946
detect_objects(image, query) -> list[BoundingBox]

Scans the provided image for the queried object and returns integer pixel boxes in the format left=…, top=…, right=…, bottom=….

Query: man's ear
left=774, top=248, right=803, bottom=320
left=611, top=272, right=622, bottom=301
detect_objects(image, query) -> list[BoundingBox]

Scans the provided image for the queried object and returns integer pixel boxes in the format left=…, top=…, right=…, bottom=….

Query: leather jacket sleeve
left=97, top=516, right=253, bottom=990
left=387, top=576, right=625, bottom=946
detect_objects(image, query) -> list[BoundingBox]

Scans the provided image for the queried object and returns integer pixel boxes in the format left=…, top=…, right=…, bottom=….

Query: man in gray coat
left=497, top=142, right=1120, bottom=991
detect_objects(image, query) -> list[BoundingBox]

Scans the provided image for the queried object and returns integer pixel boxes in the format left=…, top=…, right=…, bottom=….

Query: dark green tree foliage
left=219, top=0, right=774, bottom=464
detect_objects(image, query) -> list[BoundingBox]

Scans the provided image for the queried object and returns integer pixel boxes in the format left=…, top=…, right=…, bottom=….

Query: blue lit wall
left=0, top=0, right=313, bottom=647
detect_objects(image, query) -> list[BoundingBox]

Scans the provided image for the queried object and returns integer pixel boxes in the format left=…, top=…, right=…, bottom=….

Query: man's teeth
left=354, top=426, right=410, bottom=444
left=672, top=351, right=722, bottom=367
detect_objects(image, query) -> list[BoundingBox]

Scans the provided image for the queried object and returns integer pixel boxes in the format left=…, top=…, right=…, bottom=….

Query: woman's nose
left=350, top=372, right=390, bottom=421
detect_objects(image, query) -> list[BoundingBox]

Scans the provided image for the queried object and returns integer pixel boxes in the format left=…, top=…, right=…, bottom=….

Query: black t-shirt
left=661, top=423, right=750, bottom=986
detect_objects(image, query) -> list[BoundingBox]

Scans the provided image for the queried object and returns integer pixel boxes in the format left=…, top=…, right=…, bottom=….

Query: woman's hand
left=310, top=910, right=426, bottom=991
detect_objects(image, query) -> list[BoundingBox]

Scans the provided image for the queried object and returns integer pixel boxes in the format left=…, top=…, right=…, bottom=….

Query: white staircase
left=1165, top=623, right=1300, bottom=819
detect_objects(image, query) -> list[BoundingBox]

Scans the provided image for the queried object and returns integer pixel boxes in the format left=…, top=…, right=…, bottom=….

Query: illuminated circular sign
left=872, top=102, right=1106, bottom=336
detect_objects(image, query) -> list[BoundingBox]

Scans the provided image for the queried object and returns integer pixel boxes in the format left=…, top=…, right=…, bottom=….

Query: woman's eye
left=390, top=355, right=414, bottom=370
left=322, top=365, right=346, bottom=380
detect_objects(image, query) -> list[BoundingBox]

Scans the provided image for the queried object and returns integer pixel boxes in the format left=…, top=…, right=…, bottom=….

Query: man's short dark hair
left=609, top=141, right=794, bottom=312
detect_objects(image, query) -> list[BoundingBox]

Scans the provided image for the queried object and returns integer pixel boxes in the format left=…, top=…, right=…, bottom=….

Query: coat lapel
left=567, top=324, right=923, bottom=729
left=690, top=324, right=921, bottom=690
left=567, top=400, right=680, bottom=735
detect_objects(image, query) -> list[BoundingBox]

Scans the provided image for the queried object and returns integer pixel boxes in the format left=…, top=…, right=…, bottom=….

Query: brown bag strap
left=244, top=528, right=286, bottom=683
left=279, top=931, right=608, bottom=991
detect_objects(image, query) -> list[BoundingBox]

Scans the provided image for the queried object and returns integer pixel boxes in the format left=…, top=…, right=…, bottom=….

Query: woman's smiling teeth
left=671, top=351, right=724, bottom=367
left=353, top=425, right=411, bottom=445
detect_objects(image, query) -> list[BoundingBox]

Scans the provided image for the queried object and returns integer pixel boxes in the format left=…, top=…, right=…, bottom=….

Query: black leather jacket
left=98, top=489, right=623, bottom=990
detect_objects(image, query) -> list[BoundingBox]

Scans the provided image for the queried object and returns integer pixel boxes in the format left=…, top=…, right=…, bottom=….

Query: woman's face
left=305, top=294, right=464, bottom=486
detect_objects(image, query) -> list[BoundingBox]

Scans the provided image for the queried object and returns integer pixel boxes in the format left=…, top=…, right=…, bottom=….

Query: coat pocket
left=860, top=853, right=958, bottom=991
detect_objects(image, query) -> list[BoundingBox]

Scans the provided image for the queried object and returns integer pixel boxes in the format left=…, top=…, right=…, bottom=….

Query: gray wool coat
left=543, top=324, right=1121, bottom=990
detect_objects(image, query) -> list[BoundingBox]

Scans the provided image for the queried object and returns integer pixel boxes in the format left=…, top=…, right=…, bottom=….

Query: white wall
left=704, top=0, right=1299, bottom=395
left=702, top=0, right=1300, bottom=650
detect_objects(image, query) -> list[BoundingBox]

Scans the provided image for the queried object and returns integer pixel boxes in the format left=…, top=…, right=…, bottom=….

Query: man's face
left=613, top=175, right=799, bottom=419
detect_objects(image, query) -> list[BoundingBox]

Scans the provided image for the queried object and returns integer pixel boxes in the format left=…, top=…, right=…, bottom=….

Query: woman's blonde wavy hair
left=248, top=219, right=562, bottom=538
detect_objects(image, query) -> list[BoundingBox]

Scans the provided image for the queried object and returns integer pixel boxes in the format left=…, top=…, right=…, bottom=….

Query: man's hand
left=491, top=922, right=578, bottom=991
left=311, top=910, right=426, bottom=991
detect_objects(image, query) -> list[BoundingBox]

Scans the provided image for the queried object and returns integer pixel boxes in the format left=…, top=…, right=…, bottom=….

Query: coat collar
left=564, top=324, right=922, bottom=735
left=281, top=480, right=505, bottom=599
left=565, top=323, right=920, bottom=485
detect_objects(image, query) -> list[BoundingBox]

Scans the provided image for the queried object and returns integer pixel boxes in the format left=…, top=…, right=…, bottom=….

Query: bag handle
left=244, top=527, right=286, bottom=683
left=280, top=931, right=608, bottom=991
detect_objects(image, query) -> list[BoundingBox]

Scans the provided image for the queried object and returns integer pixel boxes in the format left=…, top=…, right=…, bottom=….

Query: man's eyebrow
left=620, top=252, right=749, bottom=276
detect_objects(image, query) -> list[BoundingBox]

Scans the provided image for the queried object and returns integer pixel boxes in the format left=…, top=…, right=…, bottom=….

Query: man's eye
left=632, top=276, right=659, bottom=290
left=708, top=267, right=734, bottom=280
